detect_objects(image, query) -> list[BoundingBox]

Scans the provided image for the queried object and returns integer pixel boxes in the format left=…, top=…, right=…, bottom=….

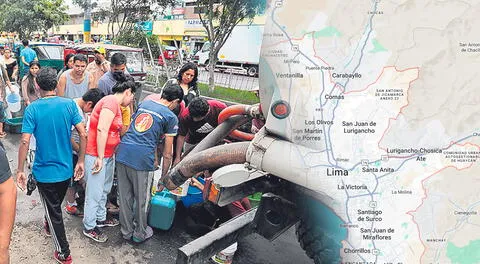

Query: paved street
left=4, top=132, right=313, bottom=264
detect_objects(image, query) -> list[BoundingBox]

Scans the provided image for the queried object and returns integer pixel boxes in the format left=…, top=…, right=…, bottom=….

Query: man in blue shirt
left=115, top=82, right=183, bottom=243
left=16, top=67, right=86, bottom=264
left=98, top=52, right=129, bottom=95
left=19, top=40, right=38, bottom=78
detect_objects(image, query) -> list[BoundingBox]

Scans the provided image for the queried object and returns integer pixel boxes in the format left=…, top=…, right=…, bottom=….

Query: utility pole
left=84, top=0, right=92, bottom=43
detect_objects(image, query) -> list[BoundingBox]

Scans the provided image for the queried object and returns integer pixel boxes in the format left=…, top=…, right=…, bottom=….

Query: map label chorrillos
left=344, top=248, right=371, bottom=254
left=332, top=72, right=362, bottom=79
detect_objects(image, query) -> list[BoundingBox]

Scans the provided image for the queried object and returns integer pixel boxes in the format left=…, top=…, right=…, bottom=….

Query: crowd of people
left=0, top=39, right=255, bottom=264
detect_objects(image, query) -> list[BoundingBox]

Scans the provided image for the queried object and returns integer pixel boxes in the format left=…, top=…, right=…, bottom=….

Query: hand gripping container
left=181, top=177, right=205, bottom=208
left=148, top=189, right=176, bottom=230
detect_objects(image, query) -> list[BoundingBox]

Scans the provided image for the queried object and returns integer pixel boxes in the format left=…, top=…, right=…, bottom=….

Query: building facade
left=54, top=0, right=264, bottom=56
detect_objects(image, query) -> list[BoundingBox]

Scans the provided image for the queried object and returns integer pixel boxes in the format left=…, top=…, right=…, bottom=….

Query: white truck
left=194, top=24, right=264, bottom=77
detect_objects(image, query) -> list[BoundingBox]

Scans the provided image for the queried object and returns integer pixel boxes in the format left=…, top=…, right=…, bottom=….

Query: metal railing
left=197, top=67, right=258, bottom=91
left=145, top=62, right=258, bottom=92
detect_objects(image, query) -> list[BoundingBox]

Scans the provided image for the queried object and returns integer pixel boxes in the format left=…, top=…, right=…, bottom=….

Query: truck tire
left=246, top=66, right=258, bottom=77
left=296, top=218, right=341, bottom=264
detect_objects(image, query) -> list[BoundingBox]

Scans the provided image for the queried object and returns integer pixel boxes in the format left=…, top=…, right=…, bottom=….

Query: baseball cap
left=94, top=46, right=106, bottom=54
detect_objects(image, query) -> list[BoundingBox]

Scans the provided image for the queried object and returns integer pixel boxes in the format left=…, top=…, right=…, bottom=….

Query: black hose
left=162, top=142, right=250, bottom=189
left=185, top=115, right=250, bottom=157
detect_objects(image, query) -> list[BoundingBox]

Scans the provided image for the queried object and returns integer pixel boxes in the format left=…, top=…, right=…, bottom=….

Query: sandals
left=0, top=132, right=7, bottom=138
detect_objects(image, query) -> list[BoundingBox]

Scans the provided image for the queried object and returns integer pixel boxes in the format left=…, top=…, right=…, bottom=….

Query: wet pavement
left=4, top=132, right=313, bottom=264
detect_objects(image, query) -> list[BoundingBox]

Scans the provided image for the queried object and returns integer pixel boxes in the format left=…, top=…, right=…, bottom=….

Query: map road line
left=377, top=68, right=420, bottom=153
left=343, top=66, right=420, bottom=95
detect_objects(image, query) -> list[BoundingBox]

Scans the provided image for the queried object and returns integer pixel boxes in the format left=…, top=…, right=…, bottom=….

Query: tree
left=73, top=0, right=177, bottom=41
left=197, top=0, right=266, bottom=91
left=0, top=0, right=69, bottom=40
left=115, top=28, right=161, bottom=59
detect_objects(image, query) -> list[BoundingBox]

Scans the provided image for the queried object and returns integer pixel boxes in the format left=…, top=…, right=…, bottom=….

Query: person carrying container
left=115, top=82, right=183, bottom=243
left=0, top=63, right=13, bottom=138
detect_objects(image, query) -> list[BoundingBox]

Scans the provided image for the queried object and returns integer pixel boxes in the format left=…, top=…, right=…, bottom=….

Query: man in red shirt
left=174, top=97, right=226, bottom=165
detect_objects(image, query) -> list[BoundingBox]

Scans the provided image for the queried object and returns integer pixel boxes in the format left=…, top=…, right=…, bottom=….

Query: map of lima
left=259, top=0, right=480, bottom=263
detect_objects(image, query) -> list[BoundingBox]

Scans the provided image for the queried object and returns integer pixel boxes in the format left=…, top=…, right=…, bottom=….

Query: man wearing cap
left=86, top=47, right=110, bottom=87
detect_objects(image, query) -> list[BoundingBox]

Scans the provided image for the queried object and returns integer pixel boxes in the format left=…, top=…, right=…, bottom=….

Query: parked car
left=73, top=43, right=147, bottom=82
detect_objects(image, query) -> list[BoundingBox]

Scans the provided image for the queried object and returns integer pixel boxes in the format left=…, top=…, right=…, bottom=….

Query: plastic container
left=211, top=242, right=238, bottom=264
left=5, top=83, right=23, bottom=119
left=181, top=178, right=205, bottom=208
left=248, top=192, right=262, bottom=208
left=148, top=189, right=176, bottom=230
left=169, top=178, right=190, bottom=197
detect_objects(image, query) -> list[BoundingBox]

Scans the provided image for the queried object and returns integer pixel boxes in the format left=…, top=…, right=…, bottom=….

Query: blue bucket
left=181, top=178, right=205, bottom=208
